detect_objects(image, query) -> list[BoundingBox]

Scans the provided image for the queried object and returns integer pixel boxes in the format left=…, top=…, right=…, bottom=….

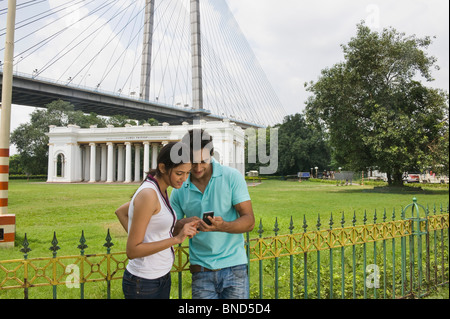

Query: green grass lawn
left=248, top=180, right=448, bottom=235
left=3, top=179, right=448, bottom=259
left=1, top=179, right=448, bottom=299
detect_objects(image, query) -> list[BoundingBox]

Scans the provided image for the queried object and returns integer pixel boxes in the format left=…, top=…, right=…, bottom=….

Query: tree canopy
left=305, top=22, right=449, bottom=185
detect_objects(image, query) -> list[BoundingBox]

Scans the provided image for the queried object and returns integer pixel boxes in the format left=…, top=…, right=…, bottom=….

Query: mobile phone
left=202, top=211, right=214, bottom=226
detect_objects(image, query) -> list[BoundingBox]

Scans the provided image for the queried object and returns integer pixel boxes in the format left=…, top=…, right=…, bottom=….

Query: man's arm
left=200, top=200, right=255, bottom=234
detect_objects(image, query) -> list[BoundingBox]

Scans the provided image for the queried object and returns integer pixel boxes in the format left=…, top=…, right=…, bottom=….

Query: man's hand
left=198, top=216, right=224, bottom=232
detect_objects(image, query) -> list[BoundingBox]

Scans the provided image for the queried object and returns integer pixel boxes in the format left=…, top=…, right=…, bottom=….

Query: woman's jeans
left=191, top=264, right=249, bottom=299
left=122, top=269, right=171, bottom=299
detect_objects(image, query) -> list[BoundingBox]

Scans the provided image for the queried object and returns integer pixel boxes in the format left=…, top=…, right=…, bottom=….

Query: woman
left=116, top=142, right=199, bottom=299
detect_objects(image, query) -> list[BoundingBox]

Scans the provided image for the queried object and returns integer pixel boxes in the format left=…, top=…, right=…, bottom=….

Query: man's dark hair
left=181, top=129, right=214, bottom=156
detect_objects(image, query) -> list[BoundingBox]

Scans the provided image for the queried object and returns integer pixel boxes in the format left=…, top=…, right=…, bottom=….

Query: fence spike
left=383, top=208, right=387, bottom=222
left=49, top=231, right=60, bottom=257
left=341, top=211, right=345, bottom=228
left=329, top=212, right=334, bottom=230
left=392, top=208, right=396, bottom=221
left=289, top=216, right=295, bottom=233
left=103, top=229, right=114, bottom=254
left=302, top=215, right=308, bottom=233
left=316, top=214, right=321, bottom=230
left=373, top=209, right=377, bottom=224
left=78, top=230, right=88, bottom=255
left=363, top=210, right=367, bottom=225
left=258, top=219, right=264, bottom=237
left=273, top=218, right=279, bottom=236
left=20, top=233, right=32, bottom=259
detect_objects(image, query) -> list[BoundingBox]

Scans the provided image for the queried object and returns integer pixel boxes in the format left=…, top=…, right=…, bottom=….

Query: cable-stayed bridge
left=0, top=0, right=287, bottom=128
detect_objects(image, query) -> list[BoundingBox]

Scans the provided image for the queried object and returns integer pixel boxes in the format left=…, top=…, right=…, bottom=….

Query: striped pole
left=0, top=0, right=17, bottom=248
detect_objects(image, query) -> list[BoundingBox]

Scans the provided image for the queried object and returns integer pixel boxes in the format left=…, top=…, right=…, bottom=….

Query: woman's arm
left=115, top=202, right=130, bottom=232
left=126, top=189, right=198, bottom=260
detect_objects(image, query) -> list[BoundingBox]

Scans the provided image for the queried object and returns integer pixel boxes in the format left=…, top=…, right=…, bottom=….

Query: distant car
left=404, top=172, right=420, bottom=183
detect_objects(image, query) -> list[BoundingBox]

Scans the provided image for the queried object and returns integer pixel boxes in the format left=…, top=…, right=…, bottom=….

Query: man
left=171, top=129, right=255, bottom=299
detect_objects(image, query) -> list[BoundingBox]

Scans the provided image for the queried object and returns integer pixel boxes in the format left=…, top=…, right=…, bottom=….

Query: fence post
left=49, top=232, right=60, bottom=299
left=273, top=218, right=279, bottom=299
left=77, top=230, right=88, bottom=299
left=20, top=233, right=31, bottom=299
left=391, top=208, right=396, bottom=299
left=340, top=212, right=345, bottom=299
left=373, top=210, right=378, bottom=299
left=103, top=229, right=114, bottom=299
left=403, top=197, right=427, bottom=298
left=316, top=214, right=321, bottom=299
left=382, top=209, right=387, bottom=299
left=329, top=213, right=334, bottom=299
left=302, top=216, right=307, bottom=299
left=401, top=206, right=406, bottom=297
left=352, top=212, right=357, bottom=299
left=289, top=216, right=295, bottom=299
left=258, top=219, right=264, bottom=299
left=363, top=211, right=367, bottom=299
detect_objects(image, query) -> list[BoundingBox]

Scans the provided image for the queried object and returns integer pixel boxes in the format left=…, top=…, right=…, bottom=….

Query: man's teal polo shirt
left=170, top=159, right=251, bottom=270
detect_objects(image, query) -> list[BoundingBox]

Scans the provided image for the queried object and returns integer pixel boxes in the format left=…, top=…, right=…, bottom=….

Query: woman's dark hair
left=147, top=141, right=191, bottom=178
left=131, top=142, right=190, bottom=198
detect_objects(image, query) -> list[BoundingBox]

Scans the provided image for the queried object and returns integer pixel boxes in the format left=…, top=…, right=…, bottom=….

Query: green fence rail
left=1, top=198, right=448, bottom=299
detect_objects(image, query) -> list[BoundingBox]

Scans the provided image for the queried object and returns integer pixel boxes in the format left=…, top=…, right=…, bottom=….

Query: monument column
left=100, top=144, right=107, bottom=182
left=84, top=145, right=90, bottom=182
left=89, top=143, right=96, bottom=183
left=106, top=143, right=114, bottom=183
left=134, top=144, right=141, bottom=182
left=125, top=142, right=132, bottom=183
left=47, top=143, right=55, bottom=182
left=151, top=143, right=159, bottom=170
left=143, top=142, right=150, bottom=178
left=117, top=144, right=125, bottom=182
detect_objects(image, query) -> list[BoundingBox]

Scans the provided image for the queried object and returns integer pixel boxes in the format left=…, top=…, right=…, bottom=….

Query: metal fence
left=0, top=198, right=448, bottom=299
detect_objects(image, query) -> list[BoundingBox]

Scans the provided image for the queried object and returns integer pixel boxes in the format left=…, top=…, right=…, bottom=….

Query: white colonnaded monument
left=46, top=120, right=245, bottom=183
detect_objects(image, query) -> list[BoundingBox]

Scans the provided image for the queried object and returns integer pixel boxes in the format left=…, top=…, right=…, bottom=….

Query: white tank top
left=126, top=178, right=177, bottom=280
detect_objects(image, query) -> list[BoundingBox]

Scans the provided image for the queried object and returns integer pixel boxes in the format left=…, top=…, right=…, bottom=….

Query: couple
left=115, top=129, right=255, bottom=299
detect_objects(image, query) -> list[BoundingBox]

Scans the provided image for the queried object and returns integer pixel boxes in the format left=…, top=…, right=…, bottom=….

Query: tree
left=277, top=113, right=331, bottom=175
left=11, top=100, right=75, bottom=175
left=305, top=22, right=448, bottom=186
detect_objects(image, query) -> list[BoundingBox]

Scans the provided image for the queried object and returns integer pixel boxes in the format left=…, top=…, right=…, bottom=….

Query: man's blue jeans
left=191, top=264, right=249, bottom=299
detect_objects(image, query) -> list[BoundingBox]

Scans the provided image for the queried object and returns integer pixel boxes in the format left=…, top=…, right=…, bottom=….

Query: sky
left=4, top=0, right=450, bottom=153
left=226, top=0, right=449, bottom=116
